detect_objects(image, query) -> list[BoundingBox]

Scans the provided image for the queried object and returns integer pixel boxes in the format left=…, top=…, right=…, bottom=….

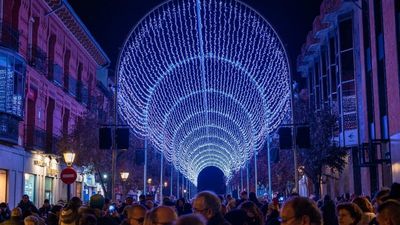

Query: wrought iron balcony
left=0, top=21, right=20, bottom=51
left=76, top=81, right=89, bottom=105
left=0, top=113, right=19, bottom=144
left=25, top=125, right=61, bottom=154
left=25, top=125, right=47, bottom=151
left=28, top=45, right=48, bottom=75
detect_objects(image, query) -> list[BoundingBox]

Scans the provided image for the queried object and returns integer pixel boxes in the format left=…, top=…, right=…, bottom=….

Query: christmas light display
left=117, top=0, right=291, bottom=184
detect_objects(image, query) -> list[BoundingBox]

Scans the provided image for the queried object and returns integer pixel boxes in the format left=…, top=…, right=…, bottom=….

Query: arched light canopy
left=118, top=0, right=291, bottom=185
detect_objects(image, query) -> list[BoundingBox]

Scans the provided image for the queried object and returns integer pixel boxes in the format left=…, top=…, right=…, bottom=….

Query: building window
left=0, top=49, right=26, bottom=143
left=24, top=173, right=36, bottom=203
left=0, top=169, right=7, bottom=203
left=0, top=49, right=26, bottom=117
left=374, top=0, right=388, bottom=138
left=44, top=177, right=53, bottom=203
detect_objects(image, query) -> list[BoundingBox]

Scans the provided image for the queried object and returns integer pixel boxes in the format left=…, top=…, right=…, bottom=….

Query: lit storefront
left=24, top=173, right=36, bottom=203
left=0, top=169, right=7, bottom=203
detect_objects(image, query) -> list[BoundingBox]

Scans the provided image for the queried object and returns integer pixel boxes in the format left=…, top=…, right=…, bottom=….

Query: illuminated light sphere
left=118, top=0, right=291, bottom=185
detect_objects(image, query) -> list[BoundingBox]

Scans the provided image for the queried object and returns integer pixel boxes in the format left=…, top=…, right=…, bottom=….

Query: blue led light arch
left=117, top=0, right=291, bottom=185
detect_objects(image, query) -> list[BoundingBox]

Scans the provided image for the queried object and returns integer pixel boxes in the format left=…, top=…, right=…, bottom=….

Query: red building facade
left=298, top=0, right=400, bottom=196
left=0, top=0, right=110, bottom=207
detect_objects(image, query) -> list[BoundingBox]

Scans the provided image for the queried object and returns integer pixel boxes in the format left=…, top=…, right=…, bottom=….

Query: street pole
left=176, top=170, right=180, bottom=198
left=144, top=138, right=148, bottom=194
left=160, top=153, right=163, bottom=200
left=290, top=79, right=298, bottom=193
left=267, top=131, right=272, bottom=198
left=170, top=166, right=173, bottom=196
left=254, top=152, right=258, bottom=194
left=111, top=74, right=118, bottom=202
left=246, top=163, right=249, bottom=192
left=265, top=108, right=273, bottom=199
left=240, top=168, right=243, bottom=191
left=67, top=184, right=71, bottom=201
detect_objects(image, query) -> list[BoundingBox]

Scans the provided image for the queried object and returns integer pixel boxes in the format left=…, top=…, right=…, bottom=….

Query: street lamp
left=63, top=151, right=75, bottom=167
left=120, top=171, right=129, bottom=182
left=62, top=150, right=76, bottom=201
left=164, top=181, right=168, bottom=188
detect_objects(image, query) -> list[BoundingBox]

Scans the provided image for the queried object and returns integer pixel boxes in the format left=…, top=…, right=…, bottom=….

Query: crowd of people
left=0, top=182, right=399, bottom=225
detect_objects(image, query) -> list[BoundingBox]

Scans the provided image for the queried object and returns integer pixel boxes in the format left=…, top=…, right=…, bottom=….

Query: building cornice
left=45, top=0, right=110, bottom=67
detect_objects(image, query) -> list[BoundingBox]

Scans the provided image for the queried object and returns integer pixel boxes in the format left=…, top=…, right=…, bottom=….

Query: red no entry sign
left=60, top=167, right=77, bottom=184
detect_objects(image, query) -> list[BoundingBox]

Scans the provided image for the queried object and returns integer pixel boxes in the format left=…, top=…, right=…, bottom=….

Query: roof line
left=62, top=0, right=111, bottom=66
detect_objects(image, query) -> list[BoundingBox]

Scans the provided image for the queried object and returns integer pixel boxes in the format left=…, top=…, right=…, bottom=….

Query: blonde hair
left=24, top=215, right=39, bottom=225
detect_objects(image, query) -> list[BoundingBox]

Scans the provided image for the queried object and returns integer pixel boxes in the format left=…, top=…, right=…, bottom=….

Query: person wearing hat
left=59, top=197, right=82, bottom=225
left=79, top=194, right=118, bottom=225
left=0, top=207, right=23, bottom=225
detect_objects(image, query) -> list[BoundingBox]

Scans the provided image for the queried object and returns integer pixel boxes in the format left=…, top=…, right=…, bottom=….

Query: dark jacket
left=265, top=210, right=280, bottom=225
left=208, top=213, right=231, bottom=225
left=17, top=201, right=38, bottom=215
left=79, top=207, right=119, bottom=225
left=38, top=206, right=51, bottom=218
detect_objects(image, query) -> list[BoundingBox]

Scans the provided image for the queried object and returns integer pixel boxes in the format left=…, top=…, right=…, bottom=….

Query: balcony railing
left=25, top=125, right=61, bottom=154
left=0, top=21, right=19, bottom=51
left=25, top=125, right=47, bottom=151
left=28, top=44, right=47, bottom=75
left=0, top=113, right=19, bottom=144
left=76, top=81, right=89, bottom=105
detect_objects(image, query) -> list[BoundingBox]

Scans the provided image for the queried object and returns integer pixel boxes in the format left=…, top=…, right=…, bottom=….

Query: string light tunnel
left=117, top=0, right=291, bottom=185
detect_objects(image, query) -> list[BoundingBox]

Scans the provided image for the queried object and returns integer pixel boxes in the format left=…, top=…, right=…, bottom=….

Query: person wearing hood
left=59, top=197, right=82, bottom=225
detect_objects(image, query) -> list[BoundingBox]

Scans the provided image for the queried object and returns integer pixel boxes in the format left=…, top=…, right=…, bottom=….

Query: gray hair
left=195, top=191, right=221, bottom=215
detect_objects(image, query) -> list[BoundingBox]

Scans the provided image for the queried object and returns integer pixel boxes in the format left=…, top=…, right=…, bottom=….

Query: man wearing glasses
left=123, top=204, right=147, bottom=225
left=192, top=191, right=231, bottom=225
left=280, top=197, right=322, bottom=225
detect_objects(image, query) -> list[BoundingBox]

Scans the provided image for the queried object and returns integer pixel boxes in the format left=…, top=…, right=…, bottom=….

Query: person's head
left=225, top=209, right=250, bottom=225
left=280, top=197, right=322, bottom=225
left=336, top=203, right=362, bottom=225
left=174, top=214, right=206, bottom=225
left=11, top=207, right=22, bottom=217
left=125, top=204, right=147, bottom=225
left=240, top=191, right=248, bottom=200
left=139, top=194, right=146, bottom=202
left=373, top=188, right=390, bottom=208
left=193, top=191, right=221, bottom=220
left=50, top=205, right=62, bottom=216
left=239, top=201, right=263, bottom=225
left=226, top=194, right=233, bottom=201
left=22, top=195, right=30, bottom=203
left=145, top=195, right=154, bottom=201
left=176, top=198, right=185, bottom=207
left=145, top=200, right=154, bottom=210
left=249, top=192, right=258, bottom=202
left=79, top=213, right=97, bottom=225
left=68, top=197, right=82, bottom=210
left=144, top=206, right=177, bottom=225
left=90, top=194, right=105, bottom=210
left=376, top=199, right=400, bottom=225
left=352, top=197, right=374, bottom=213
left=126, top=196, right=134, bottom=205
left=24, top=215, right=39, bottom=225
left=43, top=199, right=50, bottom=206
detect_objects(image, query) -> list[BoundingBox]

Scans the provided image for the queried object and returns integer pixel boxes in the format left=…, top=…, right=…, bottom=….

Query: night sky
left=68, top=0, right=322, bottom=83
